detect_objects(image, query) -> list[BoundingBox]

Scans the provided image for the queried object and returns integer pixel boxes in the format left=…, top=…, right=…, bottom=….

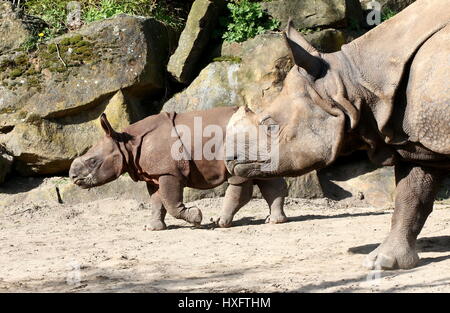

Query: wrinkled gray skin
left=69, top=107, right=288, bottom=230
left=225, top=0, right=450, bottom=270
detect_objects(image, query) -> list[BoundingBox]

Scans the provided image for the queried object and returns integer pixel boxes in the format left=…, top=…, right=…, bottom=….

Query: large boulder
left=167, top=0, right=225, bottom=84
left=261, top=0, right=364, bottom=29
left=0, top=15, right=177, bottom=175
left=0, top=175, right=148, bottom=208
left=164, top=31, right=350, bottom=114
left=1, top=90, right=144, bottom=175
left=285, top=175, right=324, bottom=199
left=220, top=33, right=292, bottom=112
left=304, top=29, right=347, bottom=53
left=163, top=33, right=292, bottom=113
left=0, top=14, right=175, bottom=121
left=163, top=61, right=242, bottom=112
left=0, top=1, right=46, bottom=54
left=318, top=157, right=395, bottom=208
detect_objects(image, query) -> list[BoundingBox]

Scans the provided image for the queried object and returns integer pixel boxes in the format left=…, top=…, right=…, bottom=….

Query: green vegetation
left=381, top=8, right=398, bottom=22
left=20, top=35, right=42, bottom=52
left=348, top=17, right=361, bottom=32
left=24, top=0, right=70, bottom=39
left=83, top=0, right=153, bottom=23
left=220, top=0, right=280, bottom=43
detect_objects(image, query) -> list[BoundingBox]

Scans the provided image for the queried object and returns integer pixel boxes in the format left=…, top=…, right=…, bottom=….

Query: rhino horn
left=100, top=113, right=119, bottom=139
left=284, top=18, right=323, bottom=78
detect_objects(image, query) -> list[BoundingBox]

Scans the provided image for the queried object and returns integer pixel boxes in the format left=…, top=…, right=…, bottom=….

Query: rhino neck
left=320, top=0, right=450, bottom=165
left=314, top=50, right=396, bottom=166
left=116, top=139, right=140, bottom=182
left=340, top=0, right=450, bottom=139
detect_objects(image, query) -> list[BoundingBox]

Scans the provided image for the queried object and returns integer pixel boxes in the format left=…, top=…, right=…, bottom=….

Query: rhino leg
left=158, top=175, right=202, bottom=226
left=145, top=183, right=167, bottom=231
left=216, top=180, right=253, bottom=228
left=255, top=178, right=288, bottom=224
left=364, top=163, right=441, bottom=270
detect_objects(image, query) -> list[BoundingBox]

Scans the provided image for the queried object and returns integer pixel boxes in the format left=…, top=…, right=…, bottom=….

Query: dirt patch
left=0, top=196, right=449, bottom=292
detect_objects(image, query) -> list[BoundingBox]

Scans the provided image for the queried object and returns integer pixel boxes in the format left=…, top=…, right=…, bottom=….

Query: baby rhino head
left=69, top=114, right=128, bottom=189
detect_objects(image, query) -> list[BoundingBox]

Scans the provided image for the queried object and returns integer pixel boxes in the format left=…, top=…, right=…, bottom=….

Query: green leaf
left=221, top=0, right=280, bottom=43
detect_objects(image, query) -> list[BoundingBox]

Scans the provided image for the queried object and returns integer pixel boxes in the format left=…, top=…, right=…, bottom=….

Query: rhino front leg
left=158, top=175, right=202, bottom=226
left=216, top=180, right=253, bottom=228
left=364, top=164, right=441, bottom=270
left=256, top=178, right=288, bottom=224
left=146, top=183, right=167, bottom=231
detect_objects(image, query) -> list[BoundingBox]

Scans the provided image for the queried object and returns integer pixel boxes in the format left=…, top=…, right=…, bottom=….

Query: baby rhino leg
left=256, top=178, right=288, bottom=224
left=158, top=175, right=202, bottom=226
left=216, top=180, right=253, bottom=228
left=146, top=183, right=167, bottom=231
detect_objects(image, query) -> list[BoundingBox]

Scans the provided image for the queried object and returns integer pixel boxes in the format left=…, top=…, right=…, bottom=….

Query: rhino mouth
left=226, top=159, right=251, bottom=175
left=72, top=174, right=97, bottom=189
left=73, top=178, right=89, bottom=189
left=226, top=159, right=274, bottom=178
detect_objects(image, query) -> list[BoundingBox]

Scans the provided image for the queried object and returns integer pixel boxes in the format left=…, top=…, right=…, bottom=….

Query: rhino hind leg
left=255, top=178, right=288, bottom=224
left=364, top=163, right=442, bottom=270
left=216, top=180, right=254, bottom=228
left=158, top=175, right=202, bottom=227
left=145, top=183, right=167, bottom=231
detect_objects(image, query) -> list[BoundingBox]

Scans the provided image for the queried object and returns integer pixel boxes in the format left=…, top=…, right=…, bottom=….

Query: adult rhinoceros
left=225, top=0, right=450, bottom=270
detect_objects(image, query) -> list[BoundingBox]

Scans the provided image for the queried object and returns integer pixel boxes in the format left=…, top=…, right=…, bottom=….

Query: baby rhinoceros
left=69, top=107, right=288, bottom=230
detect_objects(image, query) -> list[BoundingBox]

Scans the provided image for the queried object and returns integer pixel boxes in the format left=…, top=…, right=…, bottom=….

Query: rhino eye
left=86, top=158, right=97, bottom=167
left=259, top=115, right=277, bottom=126
left=259, top=116, right=279, bottom=135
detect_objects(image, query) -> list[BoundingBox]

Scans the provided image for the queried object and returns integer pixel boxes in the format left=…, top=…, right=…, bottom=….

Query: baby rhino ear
left=100, top=113, right=119, bottom=139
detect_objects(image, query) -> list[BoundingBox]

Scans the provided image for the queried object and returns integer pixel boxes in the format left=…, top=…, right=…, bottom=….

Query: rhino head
left=69, top=114, right=129, bottom=188
left=225, top=21, right=358, bottom=178
left=225, top=1, right=450, bottom=179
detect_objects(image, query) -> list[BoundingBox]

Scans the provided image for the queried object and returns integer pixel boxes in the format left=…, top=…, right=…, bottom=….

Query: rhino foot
left=265, top=214, right=288, bottom=224
left=363, top=237, right=419, bottom=270
left=214, top=216, right=233, bottom=228
left=146, top=220, right=167, bottom=231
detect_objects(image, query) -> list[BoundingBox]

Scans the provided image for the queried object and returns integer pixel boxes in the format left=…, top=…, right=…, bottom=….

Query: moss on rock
left=213, top=55, right=242, bottom=63
left=0, top=32, right=100, bottom=92
left=69, top=34, right=83, bottom=45
left=9, top=68, right=25, bottom=78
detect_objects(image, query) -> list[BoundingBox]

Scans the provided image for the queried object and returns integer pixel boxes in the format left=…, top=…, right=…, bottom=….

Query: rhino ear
left=284, top=18, right=323, bottom=78
left=100, top=113, right=119, bottom=139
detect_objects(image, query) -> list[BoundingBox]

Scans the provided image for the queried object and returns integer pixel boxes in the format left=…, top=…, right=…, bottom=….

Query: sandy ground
left=0, top=196, right=449, bottom=293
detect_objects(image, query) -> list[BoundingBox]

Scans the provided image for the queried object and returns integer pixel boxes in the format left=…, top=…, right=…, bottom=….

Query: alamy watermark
left=170, top=117, right=280, bottom=172
left=366, top=0, right=383, bottom=26
left=66, top=260, right=81, bottom=286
